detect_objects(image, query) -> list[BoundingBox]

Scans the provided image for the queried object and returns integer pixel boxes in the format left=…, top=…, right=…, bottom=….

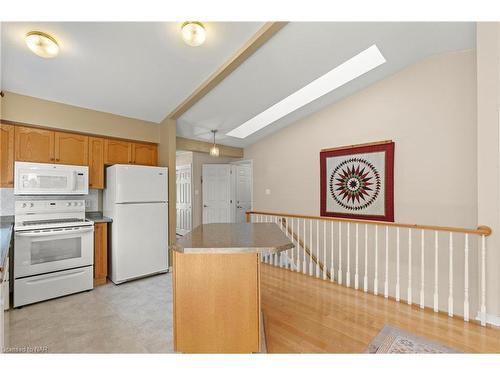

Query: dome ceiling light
left=181, top=21, right=206, bottom=47
left=25, top=31, right=60, bottom=58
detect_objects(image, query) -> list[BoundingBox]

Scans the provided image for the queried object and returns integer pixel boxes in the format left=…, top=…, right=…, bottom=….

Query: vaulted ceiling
left=1, top=22, right=475, bottom=148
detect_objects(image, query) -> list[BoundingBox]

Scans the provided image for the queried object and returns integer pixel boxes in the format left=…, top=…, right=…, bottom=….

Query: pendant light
left=209, top=130, right=220, bottom=157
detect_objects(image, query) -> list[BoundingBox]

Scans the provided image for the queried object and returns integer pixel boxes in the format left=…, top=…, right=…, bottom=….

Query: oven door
left=14, top=226, right=94, bottom=278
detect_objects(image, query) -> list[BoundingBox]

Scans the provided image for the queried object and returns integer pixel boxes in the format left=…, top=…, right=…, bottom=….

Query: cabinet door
left=88, top=137, right=105, bottom=189
left=54, top=131, right=89, bottom=165
left=93, top=223, right=108, bottom=286
left=132, top=142, right=158, bottom=166
left=0, top=124, right=15, bottom=187
left=104, top=139, right=131, bottom=164
left=15, top=126, right=55, bottom=163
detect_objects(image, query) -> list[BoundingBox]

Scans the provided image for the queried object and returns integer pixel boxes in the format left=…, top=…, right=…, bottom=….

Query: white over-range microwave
left=14, top=161, right=89, bottom=195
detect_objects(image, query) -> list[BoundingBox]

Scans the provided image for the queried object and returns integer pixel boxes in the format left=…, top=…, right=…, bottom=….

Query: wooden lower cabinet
left=173, top=252, right=260, bottom=353
left=93, top=223, right=108, bottom=287
left=0, top=124, right=15, bottom=187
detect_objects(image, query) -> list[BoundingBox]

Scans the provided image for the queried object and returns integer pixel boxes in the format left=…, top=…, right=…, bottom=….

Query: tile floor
left=4, top=273, right=173, bottom=353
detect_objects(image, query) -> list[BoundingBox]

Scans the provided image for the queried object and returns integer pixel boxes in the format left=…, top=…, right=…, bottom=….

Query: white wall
left=245, top=50, right=477, bottom=229
left=244, top=50, right=480, bottom=317
left=476, top=23, right=500, bottom=321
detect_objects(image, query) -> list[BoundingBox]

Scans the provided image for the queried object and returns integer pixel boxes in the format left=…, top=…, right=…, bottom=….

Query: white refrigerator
left=104, top=164, right=169, bottom=284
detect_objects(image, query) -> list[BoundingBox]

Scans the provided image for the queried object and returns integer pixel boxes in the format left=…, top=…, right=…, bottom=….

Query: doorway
left=233, top=161, right=253, bottom=223
left=176, top=164, right=192, bottom=235
left=202, top=161, right=253, bottom=224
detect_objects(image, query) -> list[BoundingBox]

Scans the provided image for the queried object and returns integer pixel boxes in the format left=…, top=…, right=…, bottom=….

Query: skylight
left=226, top=44, right=386, bottom=139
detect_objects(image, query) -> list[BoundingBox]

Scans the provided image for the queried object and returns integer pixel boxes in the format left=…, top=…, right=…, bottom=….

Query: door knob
left=203, top=204, right=208, bottom=208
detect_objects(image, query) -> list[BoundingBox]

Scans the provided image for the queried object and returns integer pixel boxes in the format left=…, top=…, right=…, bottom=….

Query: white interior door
left=202, top=164, right=232, bottom=224
left=176, top=165, right=192, bottom=235
left=235, top=163, right=253, bottom=223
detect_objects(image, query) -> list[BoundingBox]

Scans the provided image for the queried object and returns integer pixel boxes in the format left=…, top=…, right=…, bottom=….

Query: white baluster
left=364, top=224, right=368, bottom=293
left=273, top=216, right=282, bottom=267
left=330, top=221, right=334, bottom=282
left=384, top=226, right=389, bottom=298
left=396, top=228, right=400, bottom=302
left=408, top=228, right=412, bottom=305
left=303, top=219, right=307, bottom=274
left=464, top=234, right=469, bottom=322
left=481, top=235, right=486, bottom=326
left=374, top=225, right=378, bottom=296
left=434, top=231, right=439, bottom=312
left=309, top=219, right=313, bottom=276
left=323, top=221, right=327, bottom=280
left=338, top=222, right=342, bottom=285
left=355, top=223, right=359, bottom=290
left=294, top=218, right=299, bottom=271
left=448, top=232, right=453, bottom=317
left=285, top=217, right=289, bottom=269
left=346, top=223, right=351, bottom=287
left=420, top=230, right=425, bottom=309
left=316, top=220, right=320, bottom=278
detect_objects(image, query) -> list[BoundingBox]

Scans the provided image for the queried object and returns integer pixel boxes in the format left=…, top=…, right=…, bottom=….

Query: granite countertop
left=172, top=223, right=294, bottom=254
left=85, top=212, right=113, bottom=224
left=0, top=215, right=14, bottom=282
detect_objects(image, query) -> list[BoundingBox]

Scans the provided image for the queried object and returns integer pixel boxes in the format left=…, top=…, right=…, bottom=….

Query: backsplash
left=0, top=188, right=101, bottom=216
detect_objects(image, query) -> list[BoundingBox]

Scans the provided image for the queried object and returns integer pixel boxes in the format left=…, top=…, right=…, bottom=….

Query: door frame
left=230, top=159, right=253, bottom=222
left=176, top=163, right=193, bottom=235
left=202, top=163, right=233, bottom=224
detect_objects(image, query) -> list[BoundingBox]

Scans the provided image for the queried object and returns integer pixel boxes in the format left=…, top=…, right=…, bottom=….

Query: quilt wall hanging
left=320, top=140, right=394, bottom=222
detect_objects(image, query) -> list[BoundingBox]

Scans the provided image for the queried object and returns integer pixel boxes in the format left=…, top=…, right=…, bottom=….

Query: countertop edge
left=171, top=242, right=294, bottom=254
left=0, top=221, right=14, bottom=279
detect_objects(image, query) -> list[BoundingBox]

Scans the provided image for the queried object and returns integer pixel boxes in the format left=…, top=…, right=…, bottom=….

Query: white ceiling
left=0, top=22, right=264, bottom=122
left=179, top=22, right=476, bottom=147
left=1, top=22, right=475, bottom=148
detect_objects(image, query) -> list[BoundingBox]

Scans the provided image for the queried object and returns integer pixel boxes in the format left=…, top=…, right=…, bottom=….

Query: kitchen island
left=171, top=222, right=293, bottom=353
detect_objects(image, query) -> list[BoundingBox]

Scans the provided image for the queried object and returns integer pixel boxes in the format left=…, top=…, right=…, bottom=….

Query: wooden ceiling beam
left=166, top=22, right=288, bottom=120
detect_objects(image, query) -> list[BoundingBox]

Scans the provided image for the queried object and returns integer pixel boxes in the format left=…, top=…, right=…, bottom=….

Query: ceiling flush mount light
left=226, top=44, right=386, bottom=139
left=25, top=31, right=60, bottom=58
left=209, top=130, right=220, bottom=157
left=181, top=21, right=206, bottom=47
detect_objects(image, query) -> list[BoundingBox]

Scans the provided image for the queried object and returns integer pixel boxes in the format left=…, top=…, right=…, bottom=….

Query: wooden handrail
left=246, top=211, right=492, bottom=236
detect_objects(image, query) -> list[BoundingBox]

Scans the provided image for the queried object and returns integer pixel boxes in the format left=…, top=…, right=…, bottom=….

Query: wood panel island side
left=171, top=223, right=293, bottom=353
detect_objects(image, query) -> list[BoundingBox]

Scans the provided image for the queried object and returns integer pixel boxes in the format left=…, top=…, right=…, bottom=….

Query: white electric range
left=13, top=200, right=94, bottom=307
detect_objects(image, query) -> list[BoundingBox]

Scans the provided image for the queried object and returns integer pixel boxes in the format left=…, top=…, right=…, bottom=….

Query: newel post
left=246, top=212, right=251, bottom=223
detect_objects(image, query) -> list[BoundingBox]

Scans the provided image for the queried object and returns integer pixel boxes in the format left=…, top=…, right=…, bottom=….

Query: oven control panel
left=15, top=200, right=86, bottom=214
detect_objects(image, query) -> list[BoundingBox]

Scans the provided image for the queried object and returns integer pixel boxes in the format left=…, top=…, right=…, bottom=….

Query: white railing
left=246, top=211, right=492, bottom=326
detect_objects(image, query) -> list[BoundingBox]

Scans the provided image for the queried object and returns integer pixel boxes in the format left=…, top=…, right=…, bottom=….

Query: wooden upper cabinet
left=0, top=124, right=15, bottom=187
left=15, top=126, right=55, bottom=163
left=88, top=137, right=105, bottom=189
left=104, top=139, right=132, bottom=164
left=54, top=131, right=89, bottom=165
left=132, top=143, right=158, bottom=166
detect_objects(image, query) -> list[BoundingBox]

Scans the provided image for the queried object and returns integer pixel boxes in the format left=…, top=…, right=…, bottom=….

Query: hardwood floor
left=261, top=264, right=500, bottom=353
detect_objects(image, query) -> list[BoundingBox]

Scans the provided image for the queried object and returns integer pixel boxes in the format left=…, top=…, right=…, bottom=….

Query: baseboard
left=475, top=312, right=500, bottom=327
